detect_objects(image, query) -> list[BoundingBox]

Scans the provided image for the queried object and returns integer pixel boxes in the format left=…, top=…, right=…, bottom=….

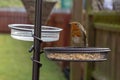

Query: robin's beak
left=69, top=22, right=73, bottom=24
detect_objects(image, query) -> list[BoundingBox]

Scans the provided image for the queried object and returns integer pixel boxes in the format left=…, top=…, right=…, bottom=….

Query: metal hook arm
left=31, top=56, right=42, bottom=67
left=32, top=34, right=43, bottom=42
left=28, top=34, right=43, bottom=53
left=29, top=45, right=34, bottom=53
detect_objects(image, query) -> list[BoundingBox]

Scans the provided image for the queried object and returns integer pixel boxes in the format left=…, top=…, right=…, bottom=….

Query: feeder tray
left=44, top=47, right=111, bottom=61
left=8, top=24, right=62, bottom=42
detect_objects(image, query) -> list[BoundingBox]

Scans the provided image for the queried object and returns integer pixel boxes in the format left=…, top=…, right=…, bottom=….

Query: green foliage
left=0, top=34, right=66, bottom=80
left=89, top=11, right=120, bottom=25
left=94, top=23, right=120, bottom=32
left=0, top=0, right=23, bottom=7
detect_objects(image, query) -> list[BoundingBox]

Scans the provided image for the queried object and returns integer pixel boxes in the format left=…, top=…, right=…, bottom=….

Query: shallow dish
left=8, top=24, right=62, bottom=42
left=44, top=47, right=111, bottom=61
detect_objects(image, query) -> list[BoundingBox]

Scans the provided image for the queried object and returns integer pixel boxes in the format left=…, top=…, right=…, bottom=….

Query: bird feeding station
left=8, top=0, right=111, bottom=80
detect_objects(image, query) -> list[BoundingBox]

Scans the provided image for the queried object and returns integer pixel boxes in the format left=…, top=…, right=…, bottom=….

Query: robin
left=69, top=22, right=87, bottom=47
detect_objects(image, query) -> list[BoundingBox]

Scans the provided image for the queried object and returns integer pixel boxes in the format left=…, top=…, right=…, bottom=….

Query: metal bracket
left=29, top=45, right=34, bottom=53
left=29, top=45, right=44, bottom=54
left=29, top=34, right=44, bottom=67
left=32, top=34, right=43, bottom=42
left=31, top=56, right=42, bottom=67
left=28, top=34, right=43, bottom=53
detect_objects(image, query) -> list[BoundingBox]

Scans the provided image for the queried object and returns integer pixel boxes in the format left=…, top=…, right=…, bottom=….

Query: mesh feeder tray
left=44, top=47, right=111, bottom=61
left=8, top=24, right=62, bottom=42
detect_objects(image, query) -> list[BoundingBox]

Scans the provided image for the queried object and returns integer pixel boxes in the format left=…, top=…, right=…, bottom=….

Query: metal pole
left=32, top=0, right=43, bottom=80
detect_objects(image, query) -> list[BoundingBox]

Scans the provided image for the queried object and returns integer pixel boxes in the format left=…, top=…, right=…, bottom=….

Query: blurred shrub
left=94, top=22, right=120, bottom=32
left=89, top=11, right=120, bottom=25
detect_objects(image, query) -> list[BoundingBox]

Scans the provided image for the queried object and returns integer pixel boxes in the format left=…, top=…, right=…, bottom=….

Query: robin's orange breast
left=71, top=25, right=81, bottom=37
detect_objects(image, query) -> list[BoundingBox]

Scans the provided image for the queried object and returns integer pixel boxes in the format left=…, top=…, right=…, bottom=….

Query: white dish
left=8, top=24, right=62, bottom=42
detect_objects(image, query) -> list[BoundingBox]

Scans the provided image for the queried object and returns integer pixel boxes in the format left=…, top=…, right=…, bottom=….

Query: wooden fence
left=0, top=10, right=29, bottom=33
left=88, top=15, right=120, bottom=80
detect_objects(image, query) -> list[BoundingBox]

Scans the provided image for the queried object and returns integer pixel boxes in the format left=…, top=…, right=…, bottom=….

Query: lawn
left=0, top=0, right=23, bottom=7
left=0, top=34, right=66, bottom=80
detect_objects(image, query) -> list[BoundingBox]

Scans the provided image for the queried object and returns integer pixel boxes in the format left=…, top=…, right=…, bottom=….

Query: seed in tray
left=47, top=53, right=105, bottom=60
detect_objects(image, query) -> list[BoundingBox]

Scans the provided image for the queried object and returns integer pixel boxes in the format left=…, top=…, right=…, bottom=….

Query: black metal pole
left=32, top=0, right=43, bottom=80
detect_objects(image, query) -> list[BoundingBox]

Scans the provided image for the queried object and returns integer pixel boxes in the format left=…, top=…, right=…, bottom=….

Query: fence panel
left=0, top=10, right=29, bottom=33
left=89, top=22, right=120, bottom=80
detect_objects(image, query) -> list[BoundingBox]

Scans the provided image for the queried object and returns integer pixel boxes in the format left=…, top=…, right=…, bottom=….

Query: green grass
left=0, top=34, right=66, bottom=80
left=0, top=0, right=23, bottom=7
